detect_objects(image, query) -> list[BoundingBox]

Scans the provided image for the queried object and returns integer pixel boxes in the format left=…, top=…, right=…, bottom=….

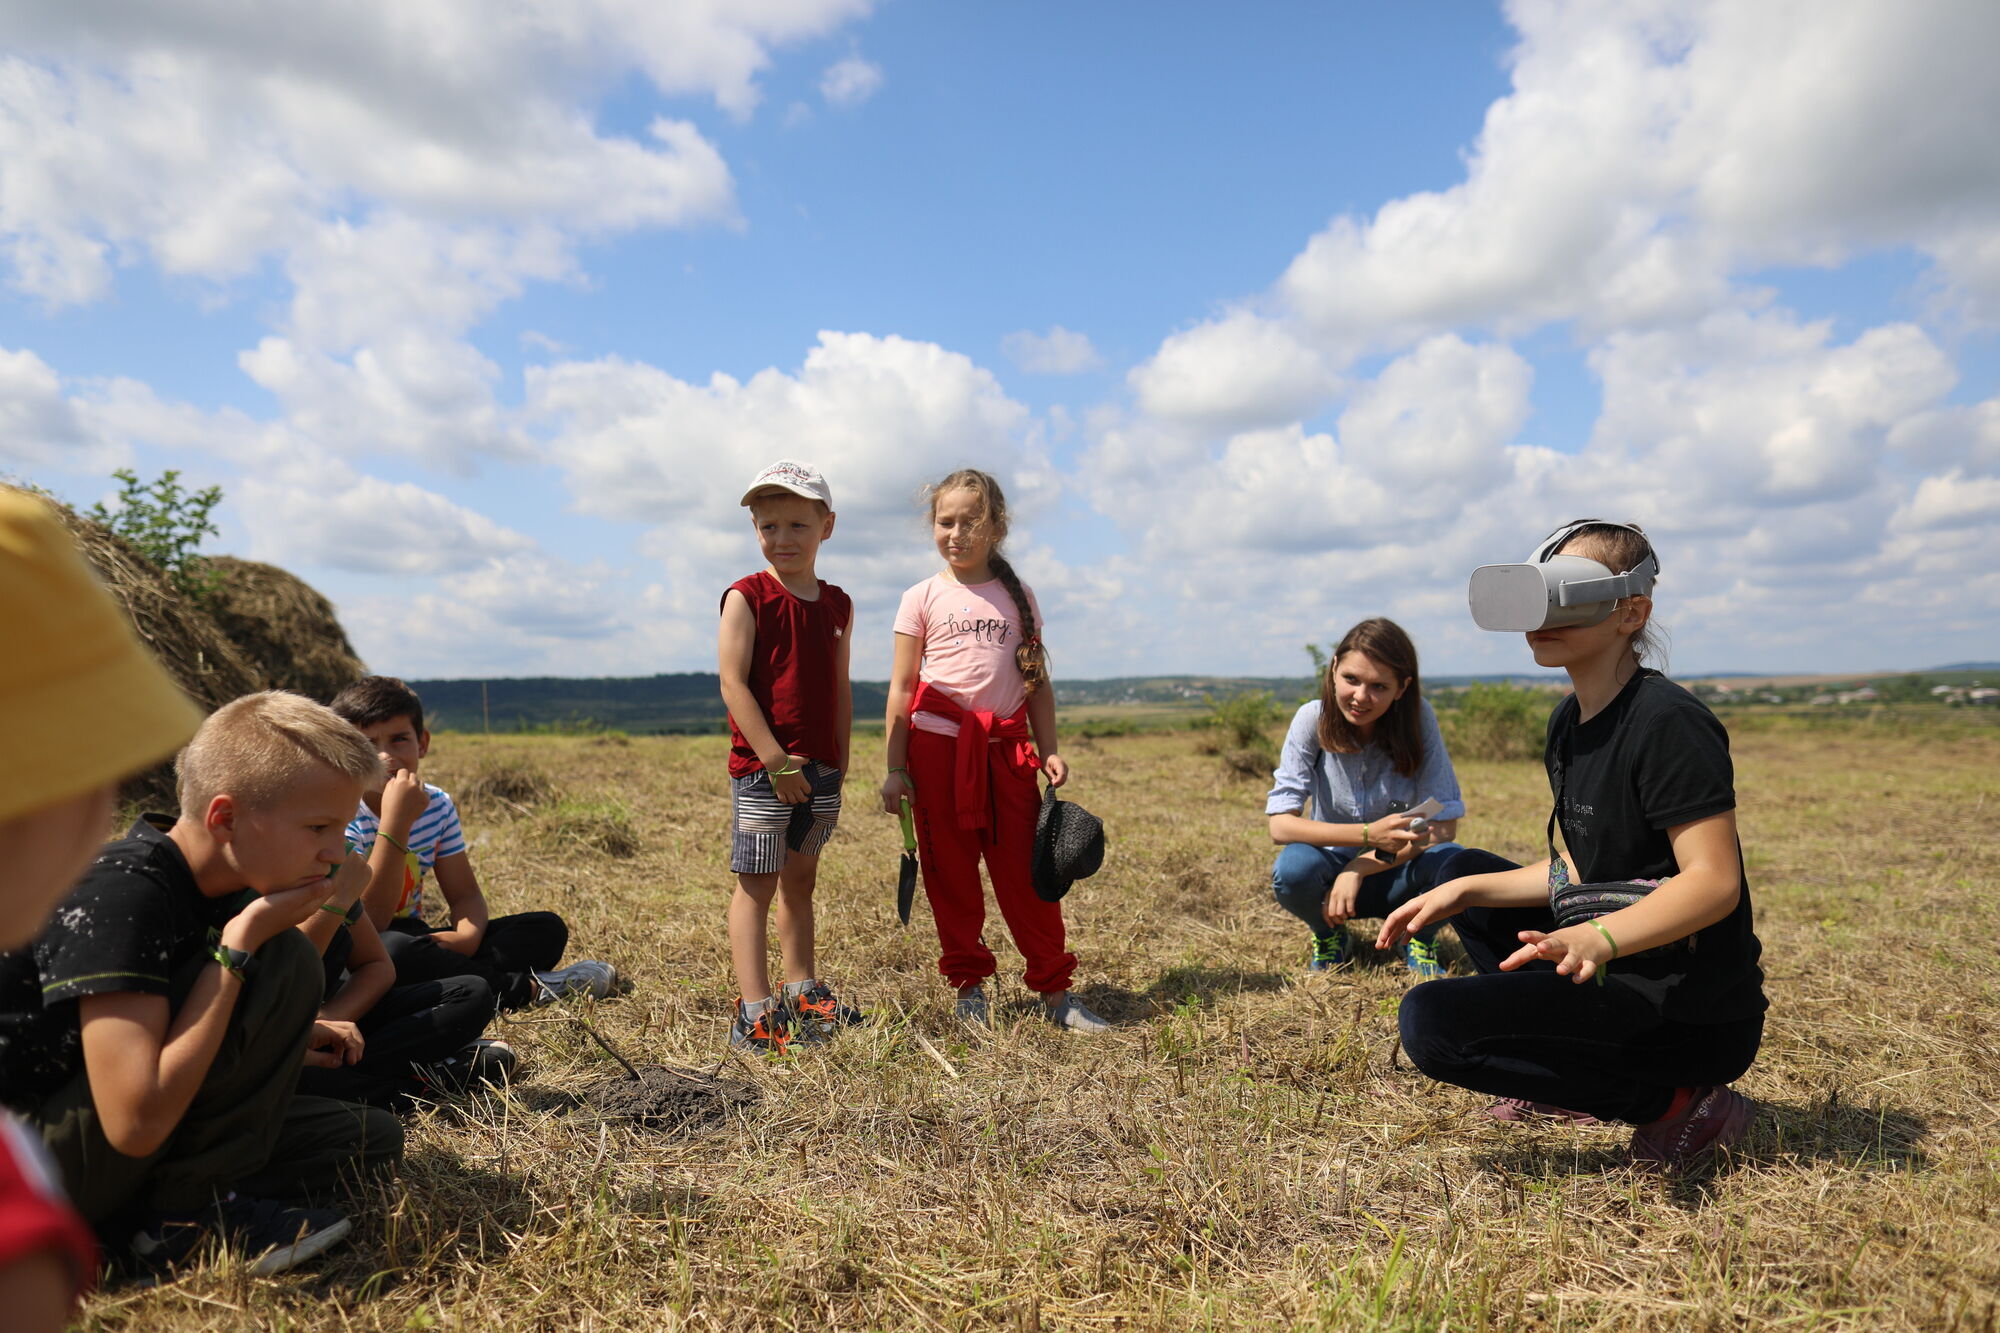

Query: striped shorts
left=729, top=760, right=843, bottom=875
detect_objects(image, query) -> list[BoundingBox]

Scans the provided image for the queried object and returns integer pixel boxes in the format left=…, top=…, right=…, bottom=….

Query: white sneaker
left=533, top=959, right=617, bottom=1002
left=1045, top=993, right=1112, bottom=1033
left=954, top=984, right=990, bottom=1028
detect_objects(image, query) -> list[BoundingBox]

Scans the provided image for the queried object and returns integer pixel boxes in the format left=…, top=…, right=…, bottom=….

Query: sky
left=3, top=0, right=1998, bottom=683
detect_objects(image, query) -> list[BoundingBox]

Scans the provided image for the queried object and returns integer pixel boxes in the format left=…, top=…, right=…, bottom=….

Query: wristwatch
left=210, top=943, right=255, bottom=977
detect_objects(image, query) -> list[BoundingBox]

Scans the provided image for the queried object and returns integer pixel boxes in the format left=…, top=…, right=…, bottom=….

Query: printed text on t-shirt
left=945, top=612, right=1013, bottom=644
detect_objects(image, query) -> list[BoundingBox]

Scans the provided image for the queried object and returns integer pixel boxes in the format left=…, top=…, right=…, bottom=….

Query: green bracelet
left=318, top=903, right=350, bottom=918
left=376, top=829, right=409, bottom=854
left=773, top=763, right=802, bottom=777
left=1588, top=919, right=1620, bottom=960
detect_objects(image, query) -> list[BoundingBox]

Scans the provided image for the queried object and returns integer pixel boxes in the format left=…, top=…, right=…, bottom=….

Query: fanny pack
left=1546, top=739, right=1689, bottom=959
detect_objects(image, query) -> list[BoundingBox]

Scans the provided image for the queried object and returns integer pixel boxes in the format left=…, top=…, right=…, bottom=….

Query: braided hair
left=925, top=468, right=1050, bottom=696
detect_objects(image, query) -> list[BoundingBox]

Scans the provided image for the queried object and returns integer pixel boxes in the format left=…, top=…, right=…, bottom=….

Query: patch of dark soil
left=586, top=1065, right=759, bottom=1132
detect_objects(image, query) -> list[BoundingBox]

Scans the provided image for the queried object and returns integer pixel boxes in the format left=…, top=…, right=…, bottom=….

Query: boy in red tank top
left=717, top=461, right=856, bottom=1052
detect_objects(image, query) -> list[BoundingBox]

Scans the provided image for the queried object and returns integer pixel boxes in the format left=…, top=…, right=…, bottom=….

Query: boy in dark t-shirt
left=0, top=692, right=404, bottom=1276
left=717, top=460, right=855, bottom=1051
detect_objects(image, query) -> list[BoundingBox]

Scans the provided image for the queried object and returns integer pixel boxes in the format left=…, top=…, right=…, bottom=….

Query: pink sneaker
left=1629, top=1085, right=1756, bottom=1166
left=1486, top=1097, right=1601, bottom=1125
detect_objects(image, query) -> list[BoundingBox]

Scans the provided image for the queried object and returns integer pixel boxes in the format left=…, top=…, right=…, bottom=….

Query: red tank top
left=723, top=572, right=851, bottom=777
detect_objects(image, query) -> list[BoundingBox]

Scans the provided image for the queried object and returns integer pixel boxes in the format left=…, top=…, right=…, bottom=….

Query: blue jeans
left=1270, top=840, right=1466, bottom=944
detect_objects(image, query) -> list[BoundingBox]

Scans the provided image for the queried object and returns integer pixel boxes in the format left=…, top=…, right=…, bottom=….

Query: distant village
left=1687, top=676, right=1999, bottom=708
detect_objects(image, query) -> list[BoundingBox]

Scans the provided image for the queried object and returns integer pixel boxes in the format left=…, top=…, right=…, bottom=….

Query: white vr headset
left=1467, top=521, right=1659, bottom=632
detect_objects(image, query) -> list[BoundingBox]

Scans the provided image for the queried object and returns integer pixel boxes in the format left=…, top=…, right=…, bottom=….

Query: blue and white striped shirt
left=1264, top=698, right=1466, bottom=825
left=346, top=784, right=467, bottom=921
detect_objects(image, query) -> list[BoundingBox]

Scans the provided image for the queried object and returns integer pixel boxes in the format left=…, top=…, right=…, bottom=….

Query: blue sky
left=3, top=0, right=1997, bottom=683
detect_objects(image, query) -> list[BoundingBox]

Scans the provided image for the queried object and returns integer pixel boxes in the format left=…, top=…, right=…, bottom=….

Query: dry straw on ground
left=203, top=555, right=366, bottom=703
left=78, top=713, right=2000, bottom=1331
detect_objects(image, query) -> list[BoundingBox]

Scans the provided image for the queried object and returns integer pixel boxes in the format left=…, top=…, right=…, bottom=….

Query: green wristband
left=773, top=763, right=802, bottom=777
left=1588, top=919, right=1620, bottom=960
left=376, top=829, right=409, bottom=854
left=318, top=903, right=350, bottom=918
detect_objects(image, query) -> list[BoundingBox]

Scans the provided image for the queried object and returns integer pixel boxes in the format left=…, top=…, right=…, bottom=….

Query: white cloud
left=1127, top=310, right=1340, bottom=432
left=533, top=331, right=1037, bottom=536
left=234, top=465, right=535, bottom=575
left=1002, top=326, right=1104, bottom=376
left=1891, top=472, right=2000, bottom=535
left=0, top=345, right=122, bottom=468
left=819, top=55, right=883, bottom=109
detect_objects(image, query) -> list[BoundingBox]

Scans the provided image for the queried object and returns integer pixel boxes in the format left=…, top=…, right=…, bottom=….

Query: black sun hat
left=1032, top=784, right=1105, bottom=903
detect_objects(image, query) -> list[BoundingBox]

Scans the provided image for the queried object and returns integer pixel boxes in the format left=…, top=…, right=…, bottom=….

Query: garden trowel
left=897, top=796, right=918, bottom=925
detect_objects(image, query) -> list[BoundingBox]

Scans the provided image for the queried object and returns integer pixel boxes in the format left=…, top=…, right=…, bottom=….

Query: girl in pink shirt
left=881, top=469, right=1109, bottom=1033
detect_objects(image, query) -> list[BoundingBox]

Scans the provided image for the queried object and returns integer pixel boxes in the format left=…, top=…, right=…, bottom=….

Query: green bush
left=88, top=468, right=224, bottom=601
left=1439, top=683, right=1548, bottom=763
left=1204, top=690, right=1281, bottom=779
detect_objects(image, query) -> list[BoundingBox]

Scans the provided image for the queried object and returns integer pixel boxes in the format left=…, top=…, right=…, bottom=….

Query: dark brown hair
left=924, top=468, right=1050, bottom=696
left=1553, top=518, right=1665, bottom=667
left=1317, top=617, right=1424, bottom=776
left=330, top=675, right=425, bottom=734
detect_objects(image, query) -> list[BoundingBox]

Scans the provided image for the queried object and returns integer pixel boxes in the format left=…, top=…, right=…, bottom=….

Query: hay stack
left=9, top=484, right=263, bottom=809
left=5, top=483, right=369, bottom=808
left=22, top=487, right=266, bottom=715
left=205, top=555, right=365, bottom=703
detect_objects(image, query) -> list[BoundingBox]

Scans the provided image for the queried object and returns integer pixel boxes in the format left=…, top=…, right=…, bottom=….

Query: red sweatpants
left=907, top=727, right=1077, bottom=994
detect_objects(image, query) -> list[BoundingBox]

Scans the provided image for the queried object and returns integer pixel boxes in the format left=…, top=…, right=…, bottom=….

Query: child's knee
left=734, top=873, right=781, bottom=906
left=1271, top=843, right=1332, bottom=899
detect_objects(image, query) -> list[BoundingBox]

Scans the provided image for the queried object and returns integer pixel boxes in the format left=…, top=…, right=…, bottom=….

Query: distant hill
left=411, top=670, right=1568, bottom=733
left=412, top=673, right=886, bottom=735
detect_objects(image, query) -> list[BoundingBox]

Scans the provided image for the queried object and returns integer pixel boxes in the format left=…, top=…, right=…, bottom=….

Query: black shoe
left=127, top=1193, right=351, bottom=1277
left=413, top=1038, right=518, bottom=1094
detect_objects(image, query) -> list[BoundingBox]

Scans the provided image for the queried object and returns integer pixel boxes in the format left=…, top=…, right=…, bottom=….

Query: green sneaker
left=1401, top=936, right=1447, bottom=980
left=1307, top=932, right=1351, bottom=972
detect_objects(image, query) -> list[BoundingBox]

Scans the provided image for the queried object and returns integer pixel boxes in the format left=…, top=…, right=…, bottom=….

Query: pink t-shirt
left=894, top=572, right=1044, bottom=738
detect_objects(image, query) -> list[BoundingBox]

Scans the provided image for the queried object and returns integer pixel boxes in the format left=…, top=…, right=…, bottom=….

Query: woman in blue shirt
left=1266, top=618, right=1467, bottom=977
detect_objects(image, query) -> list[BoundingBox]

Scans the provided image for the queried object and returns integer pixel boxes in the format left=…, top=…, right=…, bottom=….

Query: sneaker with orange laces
left=729, top=998, right=791, bottom=1054
left=786, top=980, right=861, bottom=1043
left=1628, top=1085, right=1756, bottom=1166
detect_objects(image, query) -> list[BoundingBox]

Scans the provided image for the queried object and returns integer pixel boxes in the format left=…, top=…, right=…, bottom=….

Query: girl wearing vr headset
left=1265, top=617, right=1467, bottom=979
left=1381, top=521, right=1766, bottom=1166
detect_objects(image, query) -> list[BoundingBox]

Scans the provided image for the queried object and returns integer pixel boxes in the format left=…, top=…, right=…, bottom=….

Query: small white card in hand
left=1403, top=797, right=1443, bottom=821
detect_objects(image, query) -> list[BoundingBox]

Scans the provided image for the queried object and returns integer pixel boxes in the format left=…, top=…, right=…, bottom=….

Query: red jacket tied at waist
left=910, top=681, right=1042, bottom=833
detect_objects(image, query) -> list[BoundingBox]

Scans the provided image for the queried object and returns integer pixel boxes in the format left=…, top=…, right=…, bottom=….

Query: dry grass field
left=80, top=714, right=2000, bottom=1331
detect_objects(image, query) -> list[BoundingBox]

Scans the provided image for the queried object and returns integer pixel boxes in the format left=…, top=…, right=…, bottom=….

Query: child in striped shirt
left=331, top=677, right=615, bottom=1010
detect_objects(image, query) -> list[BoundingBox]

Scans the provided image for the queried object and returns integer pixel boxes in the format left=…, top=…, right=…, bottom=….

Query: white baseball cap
left=740, top=459, right=832, bottom=508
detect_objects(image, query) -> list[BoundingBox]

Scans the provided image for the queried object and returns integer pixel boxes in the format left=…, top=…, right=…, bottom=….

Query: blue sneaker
left=1307, top=932, right=1351, bottom=971
left=1401, top=936, right=1447, bottom=980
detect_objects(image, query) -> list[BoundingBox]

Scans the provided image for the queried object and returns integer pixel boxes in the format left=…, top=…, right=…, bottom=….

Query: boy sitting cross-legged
left=718, top=459, right=858, bottom=1051
left=330, top=676, right=614, bottom=1010
left=0, top=691, right=405, bottom=1278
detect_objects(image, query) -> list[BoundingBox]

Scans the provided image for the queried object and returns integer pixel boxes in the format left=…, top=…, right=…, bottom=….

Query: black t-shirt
left=1546, top=670, right=1766, bottom=1023
left=0, top=816, right=243, bottom=1110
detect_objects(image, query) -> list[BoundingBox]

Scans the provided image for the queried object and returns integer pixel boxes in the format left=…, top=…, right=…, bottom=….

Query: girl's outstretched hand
left=1499, top=926, right=1613, bottom=984
left=1376, top=882, right=1465, bottom=951
left=1042, top=754, right=1069, bottom=788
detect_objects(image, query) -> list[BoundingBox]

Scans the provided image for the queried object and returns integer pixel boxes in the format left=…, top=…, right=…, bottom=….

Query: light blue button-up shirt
left=1264, top=697, right=1466, bottom=824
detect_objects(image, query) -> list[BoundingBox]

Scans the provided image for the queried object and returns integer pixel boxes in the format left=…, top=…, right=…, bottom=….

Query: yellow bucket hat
left=0, top=490, right=204, bottom=821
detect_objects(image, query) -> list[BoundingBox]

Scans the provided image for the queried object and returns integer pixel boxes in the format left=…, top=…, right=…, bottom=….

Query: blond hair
left=176, top=691, right=384, bottom=819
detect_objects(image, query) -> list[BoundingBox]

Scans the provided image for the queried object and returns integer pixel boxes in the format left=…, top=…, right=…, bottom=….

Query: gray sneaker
left=1045, top=993, right=1112, bottom=1033
left=533, top=959, right=617, bottom=1002
left=954, top=984, right=990, bottom=1028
